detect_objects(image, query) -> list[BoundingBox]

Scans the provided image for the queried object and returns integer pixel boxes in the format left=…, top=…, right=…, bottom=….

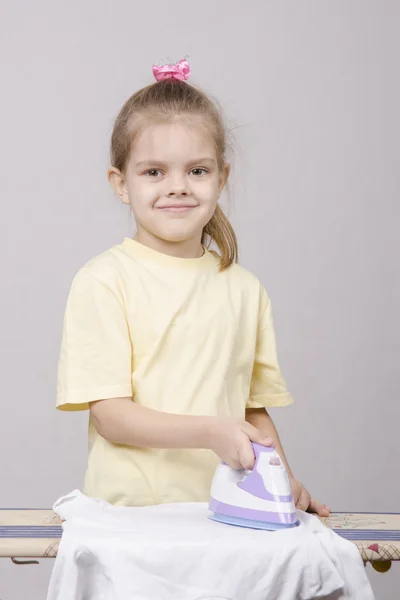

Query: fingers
left=236, top=423, right=275, bottom=469
left=296, top=486, right=311, bottom=512
left=308, top=498, right=331, bottom=517
left=238, top=437, right=256, bottom=470
left=243, top=422, right=275, bottom=448
left=227, top=457, right=243, bottom=470
left=222, top=421, right=276, bottom=471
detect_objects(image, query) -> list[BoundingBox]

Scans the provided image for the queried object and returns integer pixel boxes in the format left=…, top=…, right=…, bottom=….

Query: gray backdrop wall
left=0, top=1, right=398, bottom=598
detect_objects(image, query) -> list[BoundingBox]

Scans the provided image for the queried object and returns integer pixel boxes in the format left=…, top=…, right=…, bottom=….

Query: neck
left=134, top=229, right=204, bottom=259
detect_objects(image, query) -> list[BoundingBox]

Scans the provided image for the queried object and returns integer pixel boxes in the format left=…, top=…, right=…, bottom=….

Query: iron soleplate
left=209, top=512, right=300, bottom=531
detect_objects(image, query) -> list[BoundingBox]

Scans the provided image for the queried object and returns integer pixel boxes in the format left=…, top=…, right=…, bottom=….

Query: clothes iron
left=209, top=442, right=300, bottom=530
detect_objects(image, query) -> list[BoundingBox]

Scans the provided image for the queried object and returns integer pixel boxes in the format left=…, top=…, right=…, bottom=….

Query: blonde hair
left=110, top=79, right=238, bottom=271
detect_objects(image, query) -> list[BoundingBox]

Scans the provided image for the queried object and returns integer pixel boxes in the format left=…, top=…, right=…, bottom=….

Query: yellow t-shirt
left=56, top=238, right=294, bottom=506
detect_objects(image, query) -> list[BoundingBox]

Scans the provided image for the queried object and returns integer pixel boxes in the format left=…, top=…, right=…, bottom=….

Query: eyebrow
left=135, top=157, right=217, bottom=168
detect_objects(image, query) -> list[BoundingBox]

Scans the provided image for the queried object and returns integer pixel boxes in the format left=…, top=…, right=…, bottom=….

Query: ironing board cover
left=1, top=509, right=400, bottom=563
left=0, top=510, right=61, bottom=558
left=320, top=513, right=400, bottom=564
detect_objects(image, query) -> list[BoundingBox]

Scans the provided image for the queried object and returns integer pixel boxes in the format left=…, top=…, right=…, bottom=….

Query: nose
left=168, top=188, right=188, bottom=197
left=167, top=174, right=189, bottom=197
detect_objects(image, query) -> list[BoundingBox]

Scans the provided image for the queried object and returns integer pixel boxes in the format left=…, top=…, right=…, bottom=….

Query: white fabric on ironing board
left=47, top=490, right=374, bottom=600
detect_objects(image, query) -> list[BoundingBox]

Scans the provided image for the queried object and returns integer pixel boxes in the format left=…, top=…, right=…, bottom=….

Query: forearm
left=90, top=397, right=211, bottom=449
left=245, top=407, right=294, bottom=479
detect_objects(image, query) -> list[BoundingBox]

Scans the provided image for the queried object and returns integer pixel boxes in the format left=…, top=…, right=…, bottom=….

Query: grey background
left=0, top=1, right=398, bottom=598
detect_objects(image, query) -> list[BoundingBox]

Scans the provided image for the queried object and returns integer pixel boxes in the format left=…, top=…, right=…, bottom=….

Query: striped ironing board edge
left=0, top=510, right=61, bottom=558
left=0, top=509, right=399, bottom=562
left=319, top=512, right=400, bottom=564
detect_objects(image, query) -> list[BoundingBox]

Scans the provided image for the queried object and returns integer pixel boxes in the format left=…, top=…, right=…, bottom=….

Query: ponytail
left=202, top=204, right=238, bottom=271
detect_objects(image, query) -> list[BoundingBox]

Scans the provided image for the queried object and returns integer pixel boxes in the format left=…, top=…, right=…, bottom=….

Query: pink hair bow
left=152, top=58, right=191, bottom=82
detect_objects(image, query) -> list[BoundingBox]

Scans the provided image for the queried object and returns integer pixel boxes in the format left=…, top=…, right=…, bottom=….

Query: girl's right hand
left=206, top=417, right=275, bottom=470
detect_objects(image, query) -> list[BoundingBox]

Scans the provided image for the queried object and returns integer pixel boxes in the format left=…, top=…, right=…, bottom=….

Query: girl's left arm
left=245, top=407, right=330, bottom=517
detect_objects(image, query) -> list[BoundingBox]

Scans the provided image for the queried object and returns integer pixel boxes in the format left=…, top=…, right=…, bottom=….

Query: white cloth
left=47, top=490, right=374, bottom=600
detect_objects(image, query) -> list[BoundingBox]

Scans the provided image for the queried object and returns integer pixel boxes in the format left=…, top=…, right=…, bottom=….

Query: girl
left=56, top=58, right=329, bottom=517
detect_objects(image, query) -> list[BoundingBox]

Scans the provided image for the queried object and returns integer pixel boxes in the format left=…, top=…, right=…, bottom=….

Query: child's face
left=110, top=121, right=229, bottom=250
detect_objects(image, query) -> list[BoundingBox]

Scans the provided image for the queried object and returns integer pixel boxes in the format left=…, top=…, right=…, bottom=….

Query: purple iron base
left=209, top=512, right=300, bottom=531
left=209, top=498, right=300, bottom=531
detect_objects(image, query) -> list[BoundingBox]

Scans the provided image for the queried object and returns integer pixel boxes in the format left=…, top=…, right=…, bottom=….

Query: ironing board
left=0, top=509, right=399, bottom=572
left=319, top=512, right=400, bottom=572
left=0, top=509, right=61, bottom=564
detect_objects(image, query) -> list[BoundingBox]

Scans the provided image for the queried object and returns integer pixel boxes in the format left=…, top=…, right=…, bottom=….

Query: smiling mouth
left=157, top=205, right=197, bottom=213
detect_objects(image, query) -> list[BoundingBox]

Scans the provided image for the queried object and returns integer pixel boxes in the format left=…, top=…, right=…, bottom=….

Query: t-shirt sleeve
left=56, top=268, right=133, bottom=411
left=247, top=286, right=294, bottom=409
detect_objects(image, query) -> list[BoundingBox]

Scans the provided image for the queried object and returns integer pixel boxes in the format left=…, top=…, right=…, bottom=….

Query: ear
left=218, top=163, right=231, bottom=192
left=108, top=167, right=130, bottom=205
